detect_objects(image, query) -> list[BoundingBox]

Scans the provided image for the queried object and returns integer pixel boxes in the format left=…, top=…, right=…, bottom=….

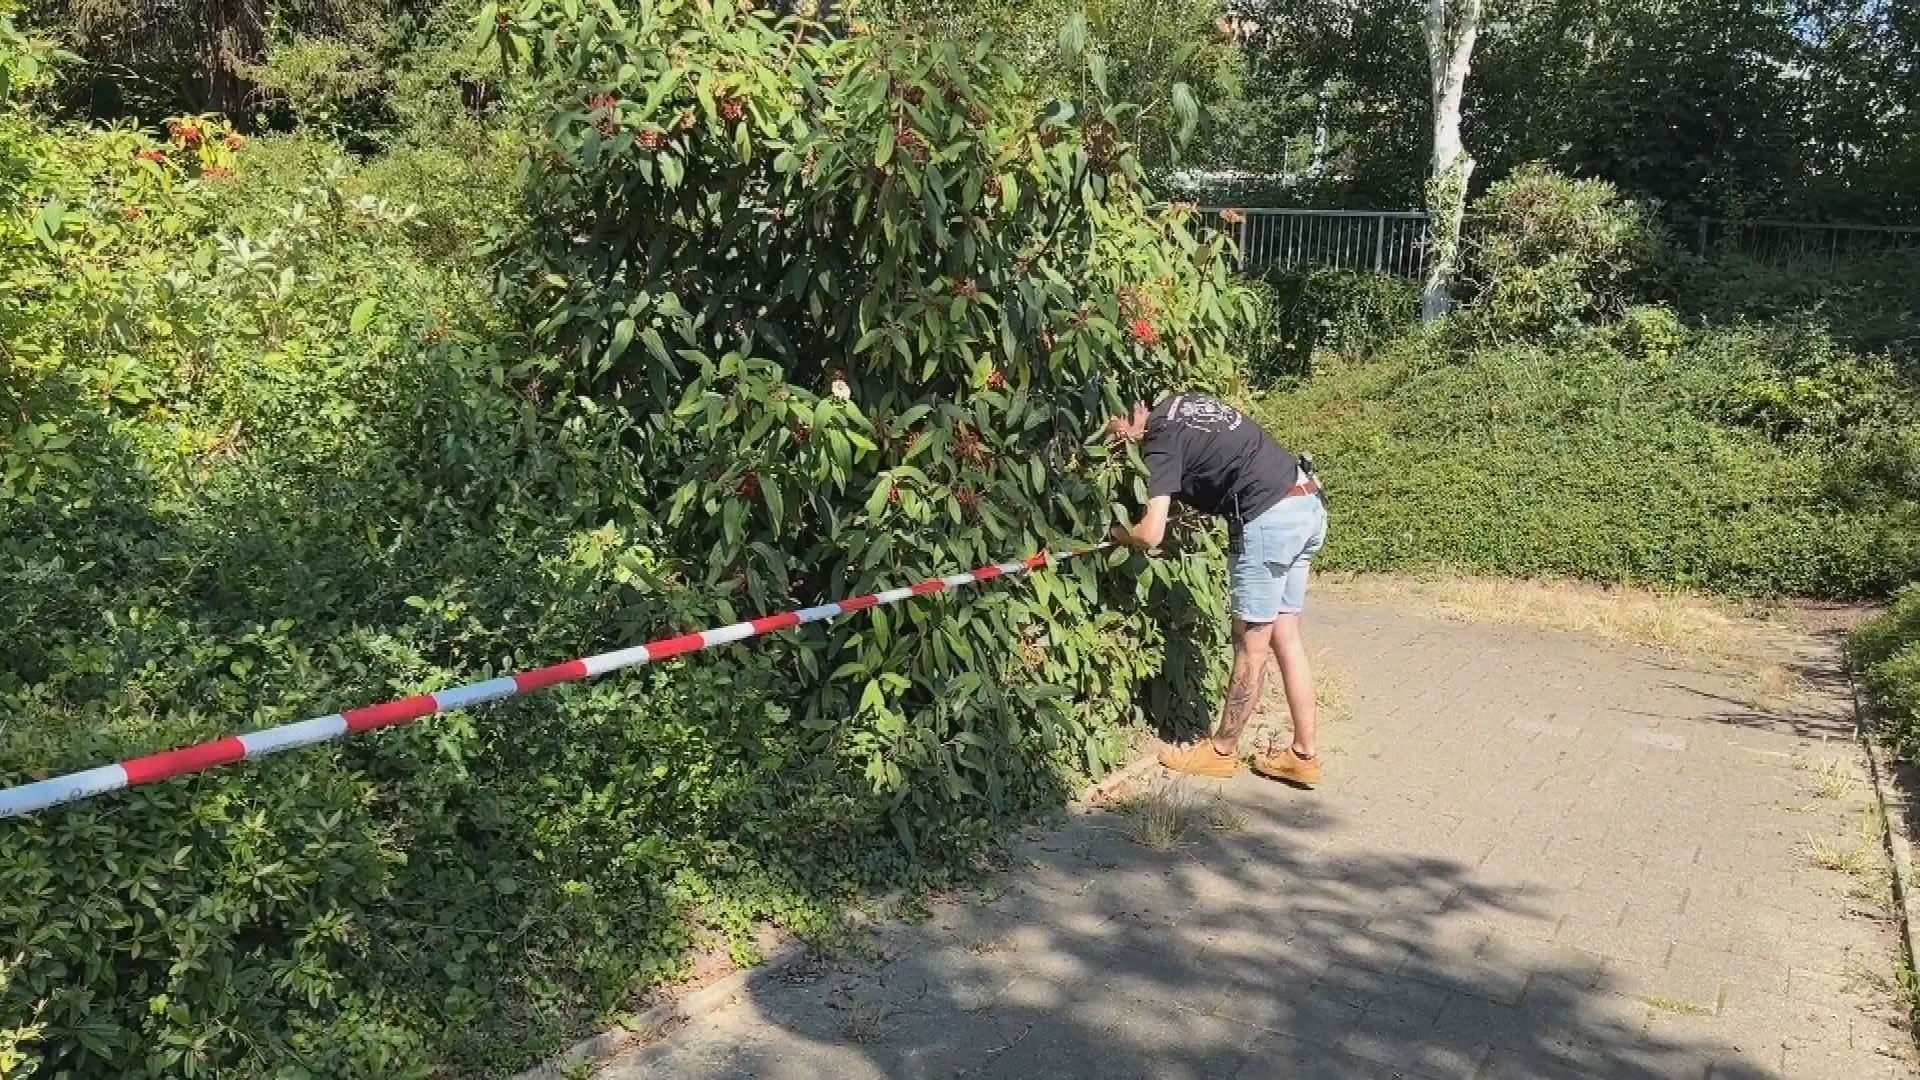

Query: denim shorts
left=1229, top=494, right=1328, bottom=623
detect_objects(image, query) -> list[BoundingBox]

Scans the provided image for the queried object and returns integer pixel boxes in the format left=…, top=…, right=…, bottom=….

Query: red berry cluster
left=225, top=133, right=244, bottom=150
left=720, top=97, right=746, bottom=122
left=739, top=474, right=762, bottom=500
left=967, top=106, right=988, bottom=128
left=790, top=423, right=811, bottom=443
left=138, top=149, right=166, bottom=163
left=895, top=125, right=928, bottom=162
left=954, top=279, right=979, bottom=299
left=955, top=486, right=979, bottom=516
left=639, top=129, right=667, bottom=151
left=168, top=121, right=202, bottom=146
left=986, top=369, right=1008, bottom=390
left=589, top=93, right=619, bottom=135
left=1130, top=318, right=1158, bottom=345
left=888, top=485, right=901, bottom=505
left=122, top=206, right=144, bottom=220
left=902, top=85, right=924, bottom=106
left=984, top=176, right=1003, bottom=199
left=203, top=166, right=234, bottom=180
left=954, top=427, right=983, bottom=463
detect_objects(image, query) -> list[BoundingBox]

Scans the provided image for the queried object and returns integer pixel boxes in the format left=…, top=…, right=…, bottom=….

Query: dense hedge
left=0, top=3, right=1244, bottom=1074
left=1853, top=587, right=1920, bottom=762
left=1254, top=320, right=1919, bottom=598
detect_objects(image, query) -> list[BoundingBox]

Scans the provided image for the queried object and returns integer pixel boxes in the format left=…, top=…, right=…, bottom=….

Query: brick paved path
left=600, top=599, right=1916, bottom=1079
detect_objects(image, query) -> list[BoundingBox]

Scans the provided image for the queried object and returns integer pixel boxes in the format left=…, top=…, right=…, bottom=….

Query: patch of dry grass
left=840, top=998, right=895, bottom=1043
left=1204, top=796, right=1247, bottom=832
left=1116, top=781, right=1193, bottom=851
left=1755, top=664, right=1813, bottom=708
left=1804, top=836, right=1876, bottom=876
left=1802, top=804, right=1888, bottom=879
left=1317, top=573, right=1766, bottom=659
left=1805, top=755, right=1858, bottom=801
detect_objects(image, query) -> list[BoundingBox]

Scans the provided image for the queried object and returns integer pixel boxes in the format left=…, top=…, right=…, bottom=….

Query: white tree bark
left=1422, top=0, right=1482, bottom=323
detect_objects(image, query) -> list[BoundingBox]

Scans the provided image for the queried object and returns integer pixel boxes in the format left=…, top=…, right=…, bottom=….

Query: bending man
left=1108, top=393, right=1328, bottom=786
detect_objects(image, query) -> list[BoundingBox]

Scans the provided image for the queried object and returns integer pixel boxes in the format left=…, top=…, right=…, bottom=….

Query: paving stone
left=584, top=600, right=1919, bottom=1080
left=1554, top=915, right=1675, bottom=968
left=1336, top=1010, right=1491, bottom=1078
left=1778, top=1045, right=1903, bottom=1080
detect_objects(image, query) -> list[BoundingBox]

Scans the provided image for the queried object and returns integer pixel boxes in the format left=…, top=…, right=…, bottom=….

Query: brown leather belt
left=1286, top=477, right=1321, bottom=499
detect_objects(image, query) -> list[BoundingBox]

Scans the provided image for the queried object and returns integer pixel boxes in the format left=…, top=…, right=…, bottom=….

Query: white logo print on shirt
left=1170, top=395, right=1244, bottom=433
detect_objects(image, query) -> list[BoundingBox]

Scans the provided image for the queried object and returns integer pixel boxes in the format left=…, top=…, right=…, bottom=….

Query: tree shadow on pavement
left=619, top=782, right=1782, bottom=1080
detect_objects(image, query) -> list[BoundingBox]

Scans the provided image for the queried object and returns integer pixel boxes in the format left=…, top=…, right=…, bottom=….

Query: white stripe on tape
left=873, top=587, right=916, bottom=605
left=581, top=646, right=654, bottom=677
left=940, top=573, right=975, bottom=588
left=997, top=562, right=1027, bottom=575
left=701, top=622, right=758, bottom=648
left=238, top=714, right=351, bottom=759
left=0, top=764, right=130, bottom=818
left=430, top=678, right=520, bottom=712
left=796, top=604, right=843, bottom=623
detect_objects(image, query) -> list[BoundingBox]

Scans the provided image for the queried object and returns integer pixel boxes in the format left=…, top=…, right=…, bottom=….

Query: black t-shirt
left=1141, top=394, right=1298, bottom=523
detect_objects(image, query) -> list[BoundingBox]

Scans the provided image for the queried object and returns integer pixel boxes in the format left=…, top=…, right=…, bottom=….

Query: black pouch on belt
left=1299, top=451, right=1328, bottom=508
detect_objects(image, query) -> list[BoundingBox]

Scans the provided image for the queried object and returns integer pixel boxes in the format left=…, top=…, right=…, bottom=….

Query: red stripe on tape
left=750, top=612, right=803, bottom=634
left=910, top=581, right=946, bottom=595
left=343, top=695, right=438, bottom=733
left=973, top=565, right=1004, bottom=580
left=646, top=633, right=707, bottom=661
left=1023, top=552, right=1049, bottom=568
left=840, top=594, right=880, bottom=611
left=514, top=660, right=588, bottom=693
left=122, top=737, right=247, bottom=786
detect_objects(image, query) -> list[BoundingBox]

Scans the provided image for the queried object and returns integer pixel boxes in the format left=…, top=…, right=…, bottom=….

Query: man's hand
left=1109, top=496, right=1172, bottom=551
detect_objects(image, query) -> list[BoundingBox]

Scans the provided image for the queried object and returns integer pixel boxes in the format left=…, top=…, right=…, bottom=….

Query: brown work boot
left=1158, top=740, right=1240, bottom=778
left=1252, top=747, right=1321, bottom=788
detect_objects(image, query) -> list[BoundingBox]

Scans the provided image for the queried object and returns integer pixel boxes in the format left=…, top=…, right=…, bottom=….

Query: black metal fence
left=1685, top=218, right=1920, bottom=263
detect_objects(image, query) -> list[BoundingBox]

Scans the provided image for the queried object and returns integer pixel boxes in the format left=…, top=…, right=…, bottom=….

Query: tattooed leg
left=1212, top=619, right=1275, bottom=755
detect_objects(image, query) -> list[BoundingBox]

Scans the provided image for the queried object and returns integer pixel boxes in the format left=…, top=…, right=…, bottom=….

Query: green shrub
left=1617, top=303, right=1686, bottom=365
left=1853, top=587, right=1920, bottom=762
left=1255, top=322, right=1918, bottom=598
left=490, top=2, right=1245, bottom=773
left=1, top=3, right=1247, bottom=1075
left=1669, top=249, right=1920, bottom=375
left=1239, top=267, right=1417, bottom=379
left=1454, top=164, right=1665, bottom=343
left=1854, top=586, right=1920, bottom=670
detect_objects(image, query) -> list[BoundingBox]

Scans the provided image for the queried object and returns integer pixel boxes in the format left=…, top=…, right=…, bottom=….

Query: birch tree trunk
left=1422, top=0, right=1482, bottom=323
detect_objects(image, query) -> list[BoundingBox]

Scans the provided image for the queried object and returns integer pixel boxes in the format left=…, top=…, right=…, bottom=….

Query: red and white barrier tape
left=0, top=543, right=1109, bottom=820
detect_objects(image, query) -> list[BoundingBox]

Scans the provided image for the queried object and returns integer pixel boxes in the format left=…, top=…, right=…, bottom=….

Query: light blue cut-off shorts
left=1229, top=493, right=1328, bottom=623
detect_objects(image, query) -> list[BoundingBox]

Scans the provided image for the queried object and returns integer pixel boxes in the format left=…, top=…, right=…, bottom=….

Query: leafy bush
left=1669, top=249, right=1920, bottom=376
left=1853, top=587, right=1920, bottom=762
left=1254, top=321, right=1918, bottom=598
left=0, top=2, right=1249, bottom=1075
left=1453, top=164, right=1665, bottom=343
left=490, top=2, right=1246, bottom=783
left=1238, top=267, right=1417, bottom=380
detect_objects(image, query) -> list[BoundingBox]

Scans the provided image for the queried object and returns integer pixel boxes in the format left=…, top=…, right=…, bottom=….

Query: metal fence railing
left=1194, top=208, right=1920, bottom=279
left=1199, top=208, right=1432, bottom=279
left=1687, top=218, right=1920, bottom=263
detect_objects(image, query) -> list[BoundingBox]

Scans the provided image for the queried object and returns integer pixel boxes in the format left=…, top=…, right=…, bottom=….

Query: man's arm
left=1110, top=495, right=1172, bottom=551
